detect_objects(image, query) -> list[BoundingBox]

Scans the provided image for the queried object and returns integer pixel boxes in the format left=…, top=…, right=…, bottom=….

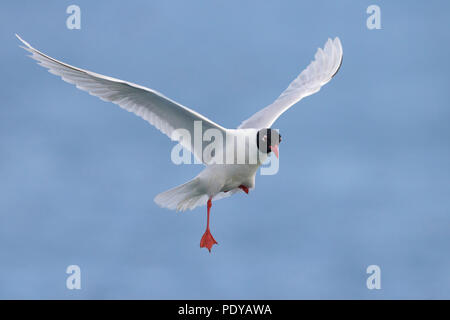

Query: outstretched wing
left=239, top=37, right=343, bottom=129
left=16, top=34, right=227, bottom=163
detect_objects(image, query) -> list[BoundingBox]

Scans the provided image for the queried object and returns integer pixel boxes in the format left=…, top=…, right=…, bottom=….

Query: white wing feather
left=239, top=37, right=343, bottom=129
left=16, top=34, right=227, bottom=163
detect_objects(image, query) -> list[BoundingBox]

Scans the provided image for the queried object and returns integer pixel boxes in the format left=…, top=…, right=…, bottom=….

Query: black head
left=256, top=128, right=282, bottom=158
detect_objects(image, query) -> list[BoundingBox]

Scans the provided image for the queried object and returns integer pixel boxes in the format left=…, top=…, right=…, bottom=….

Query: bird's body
left=17, top=34, right=343, bottom=252
left=155, top=128, right=264, bottom=211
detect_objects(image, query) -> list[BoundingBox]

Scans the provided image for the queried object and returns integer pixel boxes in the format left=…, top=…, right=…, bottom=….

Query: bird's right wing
left=239, top=37, right=343, bottom=129
left=17, top=34, right=228, bottom=163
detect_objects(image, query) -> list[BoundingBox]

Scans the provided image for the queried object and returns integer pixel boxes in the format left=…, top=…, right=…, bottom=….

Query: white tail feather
left=154, top=178, right=241, bottom=212
left=154, top=178, right=208, bottom=211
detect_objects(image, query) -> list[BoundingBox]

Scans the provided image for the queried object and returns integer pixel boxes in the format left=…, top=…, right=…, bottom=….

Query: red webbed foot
left=200, top=198, right=218, bottom=252
left=239, top=185, right=249, bottom=194
left=200, top=229, right=218, bottom=252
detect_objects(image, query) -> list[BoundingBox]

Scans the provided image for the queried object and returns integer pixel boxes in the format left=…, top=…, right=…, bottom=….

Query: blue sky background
left=1, top=1, right=449, bottom=299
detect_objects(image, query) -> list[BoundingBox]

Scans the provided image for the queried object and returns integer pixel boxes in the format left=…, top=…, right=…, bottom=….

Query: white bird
left=17, top=34, right=343, bottom=252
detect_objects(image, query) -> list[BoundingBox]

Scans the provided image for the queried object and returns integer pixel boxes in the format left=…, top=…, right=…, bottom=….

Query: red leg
left=239, top=185, right=249, bottom=194
left=200, top=198, right=218, bottom=252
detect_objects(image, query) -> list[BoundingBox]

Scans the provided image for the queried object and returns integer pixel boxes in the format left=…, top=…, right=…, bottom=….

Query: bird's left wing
left=239, top=37, right=343, bottom=129
left=16, top=34, right=228, bottom=163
